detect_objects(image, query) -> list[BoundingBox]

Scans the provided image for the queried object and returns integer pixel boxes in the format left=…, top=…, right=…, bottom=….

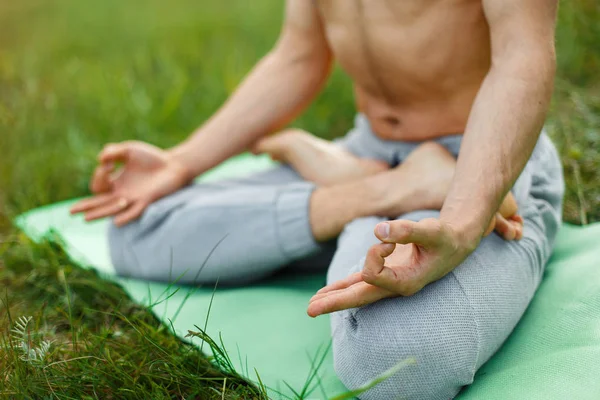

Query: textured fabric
left=14, top=204, right=600, bottom=400
left=327, top=116, right=565, bottom=399
left=106, top=114, right=565, bottom=399
left=107, top=114, right=466, bottom=284
left=108, top=170, right=322, bottom=284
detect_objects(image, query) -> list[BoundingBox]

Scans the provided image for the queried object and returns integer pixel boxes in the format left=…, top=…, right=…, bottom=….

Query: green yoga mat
left=15, top=154, right=600, bottom=399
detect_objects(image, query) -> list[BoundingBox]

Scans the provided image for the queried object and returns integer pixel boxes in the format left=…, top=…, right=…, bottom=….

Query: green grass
left=1, top=237, right=266, bottom=399
left=1, top=0, right=599, bottom=398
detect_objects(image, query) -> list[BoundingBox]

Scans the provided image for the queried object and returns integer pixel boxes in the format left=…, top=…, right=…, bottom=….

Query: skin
left=71, top=0, right=557, bottom=317
left=252, top=128, right=390, bottom=186
left=252, top=128, right=521, bottom=239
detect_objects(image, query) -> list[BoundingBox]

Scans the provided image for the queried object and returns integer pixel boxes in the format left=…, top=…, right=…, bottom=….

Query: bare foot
left=253, top=129, right=389, bottom=186
left=485, top=197, right=523, bottom=240
left=371, top=141, right=523, bottom=240
left=372, top=141, right=458, bottom=213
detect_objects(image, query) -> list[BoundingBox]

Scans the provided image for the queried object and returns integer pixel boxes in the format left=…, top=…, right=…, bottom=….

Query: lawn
left=1, top=1, right=599, bottom=398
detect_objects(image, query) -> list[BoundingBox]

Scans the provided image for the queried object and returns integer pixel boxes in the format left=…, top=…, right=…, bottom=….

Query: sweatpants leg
left=329, top=211, right=533, bottom=400
left=108, top=165, right=325, bottom=285
left=106, top=114, right=410, bottom=285
left=327, top=135, right=564, bottom=400
left=106, top=113, right=428, bottom=285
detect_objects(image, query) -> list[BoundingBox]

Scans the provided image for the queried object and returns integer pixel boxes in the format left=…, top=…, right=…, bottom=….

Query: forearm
left=440, top=57, right=555, bottom=243
left=170, top=48, right=332, bottom=179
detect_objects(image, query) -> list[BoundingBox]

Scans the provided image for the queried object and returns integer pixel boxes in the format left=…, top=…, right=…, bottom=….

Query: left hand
left=307, top=218, right=477, bottom=317
left=70, top=141, right=192, bottom=226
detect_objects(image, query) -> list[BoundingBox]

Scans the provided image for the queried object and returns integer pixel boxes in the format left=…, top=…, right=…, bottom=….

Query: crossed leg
left=255, top=128, right=524, bottom=240
left=108, top=129, right=522, bottom=286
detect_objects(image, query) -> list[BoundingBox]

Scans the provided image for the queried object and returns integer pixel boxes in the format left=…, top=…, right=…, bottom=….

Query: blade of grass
left=329, top=357, right=417, bottom=400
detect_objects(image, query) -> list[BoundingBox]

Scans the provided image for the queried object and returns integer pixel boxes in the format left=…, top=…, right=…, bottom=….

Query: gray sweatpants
left=109, top=114, right=564, bottom=399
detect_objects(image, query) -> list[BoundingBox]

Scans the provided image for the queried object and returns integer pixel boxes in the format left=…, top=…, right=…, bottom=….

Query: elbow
left=275, top=46, right=332, bottom=77
left=263, top=47, right=332, bottom=97
left=491, top=47, right=556, bottom=99
left=537, top=53, right=556, bottom=102
left=271, top=31, right=333, bottom=79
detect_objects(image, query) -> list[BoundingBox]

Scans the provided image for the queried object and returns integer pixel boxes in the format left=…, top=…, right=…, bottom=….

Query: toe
left=494, top=213, right=517, bottom=241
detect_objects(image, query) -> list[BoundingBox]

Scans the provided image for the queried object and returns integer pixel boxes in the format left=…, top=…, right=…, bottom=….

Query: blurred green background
left=0, top=1, right=599, bottom=398
left=1, top=0, right=599, bottom=226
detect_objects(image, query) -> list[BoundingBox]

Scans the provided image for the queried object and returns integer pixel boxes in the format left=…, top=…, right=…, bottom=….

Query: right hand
left=70, top=141, right=192, bottom=226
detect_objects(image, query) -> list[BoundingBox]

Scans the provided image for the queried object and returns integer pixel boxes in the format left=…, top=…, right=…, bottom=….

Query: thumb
left=374, top=218, right=441, bottom=246
left=99, top=142, right=131, bottom=164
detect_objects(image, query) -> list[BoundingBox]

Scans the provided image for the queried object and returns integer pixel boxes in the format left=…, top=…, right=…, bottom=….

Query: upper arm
left=274, top=0, right=332, bottom=64
left=483, top=0, right=558, bottom=71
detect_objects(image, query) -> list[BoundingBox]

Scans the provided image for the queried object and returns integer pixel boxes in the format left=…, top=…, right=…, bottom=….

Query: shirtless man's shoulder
left=315, top=0, right=491, bottom=140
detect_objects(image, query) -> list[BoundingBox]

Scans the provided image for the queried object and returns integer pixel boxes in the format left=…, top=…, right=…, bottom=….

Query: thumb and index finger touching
left=90, top=142, right=132, bottom=194
left=361, top=218, right=442, bottom=292
left=374, top=218, right=443, bottom=247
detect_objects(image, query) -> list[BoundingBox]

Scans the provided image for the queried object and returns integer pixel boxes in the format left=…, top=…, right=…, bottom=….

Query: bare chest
left=315, top=0, right=490, bottom=102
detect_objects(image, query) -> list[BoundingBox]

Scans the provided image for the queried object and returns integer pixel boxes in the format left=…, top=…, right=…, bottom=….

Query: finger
left=84, top=197, right=131, bottom=222
left=307, top=282, right=391, bottom=317
left=311, top=273, right=363, bottom=304
left=70, top=194, right=116, bottom=214
left=362, top=243, right=397, bottom=286
left=498, top=192, right=519, bottom=218
left=113, top=201, right=147, bottom=227
left=309, top=292, right=329, bottom=305
left=493, top=213, right=517, bottom=241
left=315, top=272, right=363, bottom=295
left=99, top=143, right=131, bottom=164
left=374, top=219, right=441, bottom=246
left=514, top=222, right=523, bottom=240
left=310, top=272, right=367, bottom=304
left=90, top=162, right=115, bottom=194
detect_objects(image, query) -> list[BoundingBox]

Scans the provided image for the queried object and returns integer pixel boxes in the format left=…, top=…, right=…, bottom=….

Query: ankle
left=309, top=179, right=381, bottom=241
left=358, top=173, right=398, bottom=216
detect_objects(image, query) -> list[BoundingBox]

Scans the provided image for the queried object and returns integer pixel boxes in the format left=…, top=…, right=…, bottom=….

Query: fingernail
left=376, top=222, right=390, bottom=239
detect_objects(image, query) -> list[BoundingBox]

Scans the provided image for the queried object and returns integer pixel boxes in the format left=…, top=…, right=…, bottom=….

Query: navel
left=384, top=116, right=402, bottom=126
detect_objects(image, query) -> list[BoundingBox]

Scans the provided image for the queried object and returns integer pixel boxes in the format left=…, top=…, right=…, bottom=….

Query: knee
left=107, top=198, right=285, bottom=285
left=108, top=220, right=145, bottom=279
left=333, top=334, right=473, bottom=400
left=107, top=219, right=189, bottom=283
left=108, top=218, right=266, bottom=285
left=331, top=303, right=477, bottom=399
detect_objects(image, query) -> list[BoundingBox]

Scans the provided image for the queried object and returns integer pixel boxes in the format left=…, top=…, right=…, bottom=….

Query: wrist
left=440, top=211, right=487, bottom=254
left=166, top=145, right=200, bottom=184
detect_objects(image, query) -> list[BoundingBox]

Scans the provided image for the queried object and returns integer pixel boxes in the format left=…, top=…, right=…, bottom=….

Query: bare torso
left=316, top=0, right=491, bottom=141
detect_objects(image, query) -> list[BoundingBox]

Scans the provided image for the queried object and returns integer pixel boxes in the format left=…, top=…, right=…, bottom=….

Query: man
left=71, top=1, right=564, bottom=399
